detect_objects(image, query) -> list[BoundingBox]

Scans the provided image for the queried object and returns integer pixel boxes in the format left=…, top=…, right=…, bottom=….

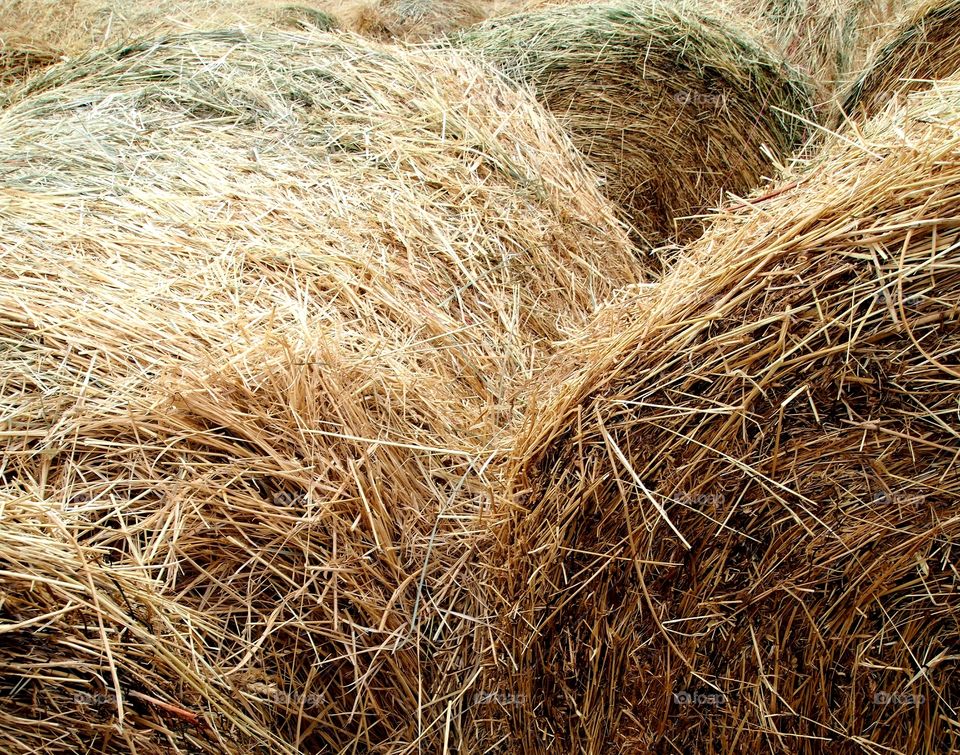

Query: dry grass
left=453, top=1, right=813, bottom=250
left=332, top=0, right=492, bottom=41
left=0, top=0, right=338, bottom=83
left=843, top=0, right=960, bottom=120
left=737, top=0, right=910, bottom=104
left=0, top=28, right=642, bottom=752
left=0, top=37, right=58, bottom=86
left=496, top=81, right=960, bottom=753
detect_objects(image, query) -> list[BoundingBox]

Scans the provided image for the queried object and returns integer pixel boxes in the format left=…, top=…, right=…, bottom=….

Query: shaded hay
left=454, top=1, right=813, bottom=249
left=498, top=82, right=960, bottom=753
left=0, top=29, right=641, bottom=752
left=0, top=39, right=59, bottom=87
left=843, top=0, right=960, bottom=120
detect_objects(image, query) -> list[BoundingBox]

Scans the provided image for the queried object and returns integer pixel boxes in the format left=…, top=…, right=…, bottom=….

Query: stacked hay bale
left=0, top=29, right=642, bottom=753
left=454, top=1, right=813, bottom=250
left=843, top=0, right=960, bottom=120
left=496, top=82, right=960, bottom=752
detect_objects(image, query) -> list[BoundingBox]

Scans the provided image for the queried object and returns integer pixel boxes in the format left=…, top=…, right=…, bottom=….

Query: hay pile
left=454, top=1, right=813, bottom=249
left=733, top=0, right=910, bottom=104
left=745, top=0, right=857, bottom=99
left=843, top=0, right=960, bottom=120
left=497, top=82, right=960, bottom=752
left=0, top=0, right=337, bottom=84
left=332, top=0, right=492, bottom=41
left=0, top=28, right=641, bottom=752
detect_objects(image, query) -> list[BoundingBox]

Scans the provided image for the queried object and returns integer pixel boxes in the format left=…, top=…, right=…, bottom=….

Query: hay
left=453, top=1, right=813, bottom=249
left=0, top=38, right=59, bottom=87
left=497, top=82, right=960, bottom=752
left=333, top=0, right=491, bottom=41
left=733, top=0, right=910, bottom=104
left=745, top=0, right=855, bottom=100
left=0, top=29, right=641, bottom=752
left=0, top=0, right=337, bottom=79
left=0, top=494, right=283, bottom=753
left=843, top=0, right=960, bottom=120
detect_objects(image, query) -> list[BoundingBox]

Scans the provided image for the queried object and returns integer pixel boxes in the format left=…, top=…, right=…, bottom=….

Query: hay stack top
left=454, top=0, right=813, bottom=247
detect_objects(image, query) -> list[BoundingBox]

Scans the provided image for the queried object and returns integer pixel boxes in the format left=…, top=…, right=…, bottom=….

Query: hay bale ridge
left=454, top=0, right=813, bottom=250
left=497, top=81, right=960, bottom=753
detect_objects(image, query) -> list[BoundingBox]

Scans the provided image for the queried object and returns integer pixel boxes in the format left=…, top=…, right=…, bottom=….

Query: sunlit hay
left=335, top=0, right=489, bottom=41
left=0, top=0, right=338, bottom=75
left=0, top=29, right=641, bottom=752
left=843, top=0, right=960, bottom=120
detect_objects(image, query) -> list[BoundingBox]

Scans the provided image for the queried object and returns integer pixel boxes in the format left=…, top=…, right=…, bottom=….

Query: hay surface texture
left=499, top=83, right=960, bottom=753
left=454, top=1, right=812, bottom=249
left=331, top=0, right=492, bottom=41
left=843, top=0, right=960, bottom=120
left=0, top=0, right=338, bottom=83
left=729, top=0, right=910, bottom=106
left=0, top=29, right=640, bottom=753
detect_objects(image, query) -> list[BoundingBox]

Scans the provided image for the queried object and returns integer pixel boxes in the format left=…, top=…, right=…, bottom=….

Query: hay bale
left=0, top=494, right=282, bottom=754
left=0, top=0, right=338, bottom=78
left=730, top=0, right=910, bottom=104
left=843, top=0, right=960, bottom=120
left=333, top=0, right=491, bottom=41
left=497, top=82, right=960, bottom=752
left=453, top=1, right=813, bottom=248
left=0, top=29, right=641, bottom=752
left=745, top=0, right=856, bottom=99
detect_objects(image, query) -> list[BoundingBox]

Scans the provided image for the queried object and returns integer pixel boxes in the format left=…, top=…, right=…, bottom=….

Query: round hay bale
left=334, top=0, right=491, bottom=41
left=453, top=1, right=813, bottom=248
left=843, top=0, right=960, bottom=120
left=0, top=0, right=338, bottom=76
left=0, top=29, right=641, bottom=752
left=740, top=0, right=857, bottom=101
left=0, top=495, right=282, bottom=754
left=497, top=83, right=960, bottom=752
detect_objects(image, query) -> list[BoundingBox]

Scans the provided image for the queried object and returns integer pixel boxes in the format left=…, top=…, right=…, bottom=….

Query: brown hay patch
left=499, top=82, right=960, bottom=753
